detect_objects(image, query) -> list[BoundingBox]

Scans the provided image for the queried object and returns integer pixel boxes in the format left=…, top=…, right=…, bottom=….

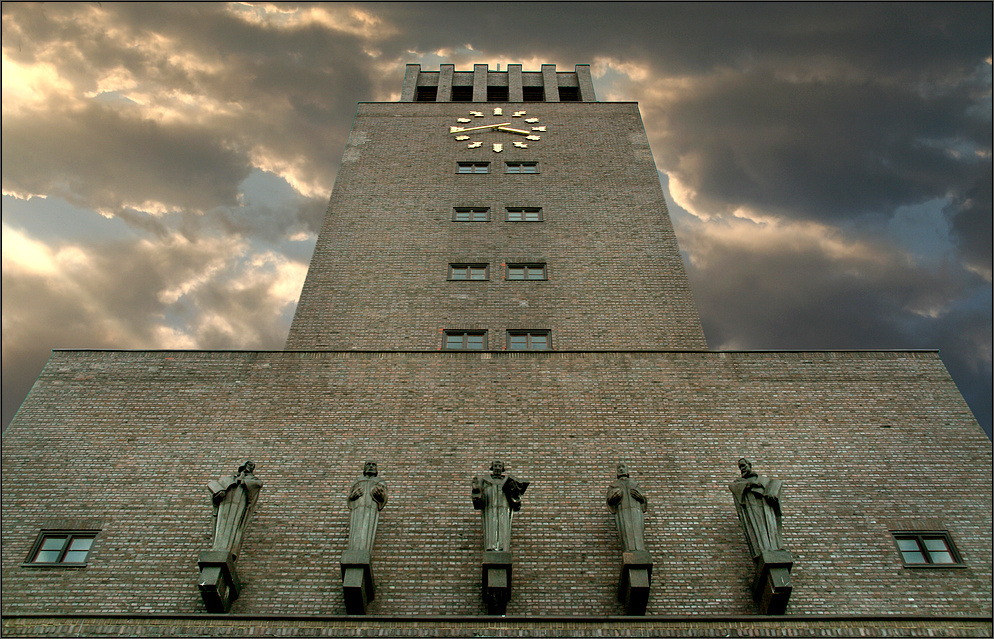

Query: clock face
left=449, top=107, right=546, bottom=152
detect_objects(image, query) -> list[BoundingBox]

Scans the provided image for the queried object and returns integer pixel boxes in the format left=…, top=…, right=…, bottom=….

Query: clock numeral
left=512, top=111, right=527, bottom=117
left=455, top=135, right=470, bottom=141
left=469, top=111, right=484, bottom=117
left=513, top=142, right=528, bottom=149
left=525, top=118, right=539, bottom=123
left=492, top=143, right=503, bottom=153
left=525, top=135, right=541, bottom=141
left=467, top=142, right=483, bottom=149
left=456, top=118, right=471, bottom=123
left=493, top=107, right=503, bottom=116
left=531, top=126, right=546, bottom=132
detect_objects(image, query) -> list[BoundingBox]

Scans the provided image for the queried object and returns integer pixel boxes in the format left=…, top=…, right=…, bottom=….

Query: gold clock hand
left=450, top=122, right=511, bottom=134
left=496, top=126, right=531, bottom=135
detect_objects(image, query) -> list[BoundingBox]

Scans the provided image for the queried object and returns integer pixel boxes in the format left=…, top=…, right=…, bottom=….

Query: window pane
left=895, top=538, right=920, bottom=552
left=523, top=165, right=537, bottom=173
left=34, top=549, right=62, bottom=563
left=507, top=165, right=520, bottom=173
left=470, top=268, right=487, bottom=280
left=68, top=537, right=93, bottom=551
left=507, top=211, right=522, bottom=221
left=451, top=267, right=467, bottom=279
left=923, top=538, right=955, bottom=563
left=41, top=537, right=67, bottom=551
left=531, top=335, right=548, bottom=349
left=63, top=550, right=90, bottom=563
left=446, top=335, right=463, bottom=349
left=901, top=550, right=927, bottom=564
left=526, top=268, right=545, bottom=280
left=458, top=165, right=472, bottom=173
left=507, top=268, right=524, bottom=280
left=467, top=335, right=484, bottom=349
left=454, top=211, right=470, bottom=221
left=471, top=211, right=487, bottom=221
left=525, top=211, right=540, bottom=221
left=510, top=335, right=527, bottom=349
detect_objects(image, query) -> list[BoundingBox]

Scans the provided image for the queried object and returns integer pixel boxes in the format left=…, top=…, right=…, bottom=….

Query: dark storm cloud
left=2, top=2, right=990, bottom=436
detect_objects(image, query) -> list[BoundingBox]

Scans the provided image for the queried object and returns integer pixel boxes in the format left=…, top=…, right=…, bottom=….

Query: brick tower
left=2, top=64, right=991, bottom=637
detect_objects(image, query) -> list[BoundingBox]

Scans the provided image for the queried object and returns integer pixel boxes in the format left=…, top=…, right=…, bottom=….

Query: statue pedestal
left=618, top=550, right=653, bottom=615
left=197, top=551, right=240, bottom=613
left=482, top=551, right=513, bottom=615
left=752, top=549, right=793, bottom=615
left=340, top=549, right=375, bottom=615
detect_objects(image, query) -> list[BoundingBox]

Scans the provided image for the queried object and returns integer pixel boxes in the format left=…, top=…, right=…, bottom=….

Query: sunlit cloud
left=1, top=53, right=77, bottom=116
left=227, top=2, right=396, bottom=39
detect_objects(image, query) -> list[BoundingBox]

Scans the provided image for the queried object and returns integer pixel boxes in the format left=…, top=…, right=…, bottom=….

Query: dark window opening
left=444, top=331, right=487, bottom=350
left=523, top=86, right=544, bottom=102
left=506, top=208, right=543, bottom=222
left=558, top=86, right=580, bottom=102
left=25, top=531, right=97, bottom=566
left=506, top=264, right=547, bottom=280
left=892, top=531, right=964, bottom=567
left=454, top=208, right=490, bottom=222
left=487, top=86, right=509, bottom=102
left=415, top=86, right=438, bottom=102
left=451, top=85, right=473, bottom=102
left=508, top=330, right=551, bottom=350
left=457, top=162, right=490, bottom=174
left=449, top=264, right=489, bottom=281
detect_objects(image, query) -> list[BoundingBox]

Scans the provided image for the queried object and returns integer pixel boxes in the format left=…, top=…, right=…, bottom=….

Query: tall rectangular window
left=506, top=264, right=547, bottom=280
left=508, top=331, right=550, bottom=350
left=444, top=331, right=487, bottom=350
left=457, top=162, right=490, bottom=174
left=505, top=162, right=538, bottom=174
left=506, top=208, right=543, bottom=222
left=892, top=531, right=963, bottom=567
left=449, top=264, right=489, bottom=281
left=453, top=208, right=490, bottom=222
left=25, top=531, right=97, bottom=566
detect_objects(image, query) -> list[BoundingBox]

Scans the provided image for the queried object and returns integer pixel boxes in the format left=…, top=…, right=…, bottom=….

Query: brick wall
left=3, top=349, right=989, bottom=618
left=285, top=102, right=707, bottom=351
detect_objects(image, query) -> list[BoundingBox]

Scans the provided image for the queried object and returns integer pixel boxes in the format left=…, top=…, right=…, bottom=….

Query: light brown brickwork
left=3, top=350, right=990, bottom=620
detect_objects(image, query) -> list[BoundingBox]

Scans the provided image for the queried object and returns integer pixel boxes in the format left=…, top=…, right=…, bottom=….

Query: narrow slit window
left=458, top=162, right=490, bottom=174
left=453, top=208, right=490, bottom=222
left=505, top=162, right=538, bottom=174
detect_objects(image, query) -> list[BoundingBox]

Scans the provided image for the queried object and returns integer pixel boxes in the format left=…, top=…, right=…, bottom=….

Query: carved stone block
left=753, top=549, right=793, bottom=614
left=197, top=551, right=240, bottom=613
left=482, top=550, right=513, bottom=615
left=340, top=548, right=375, bottom=615
left=619, top=550, right=653, bottom=615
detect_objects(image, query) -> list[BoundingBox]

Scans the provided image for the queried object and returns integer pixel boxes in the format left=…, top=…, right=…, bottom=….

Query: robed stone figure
left=341, top=461, right=387, bottom=614
left=472, top=460, right=529, bottom=552
left=198, top=461, right=263, bottom=613
left=471, top=460, right=528, bottom=614
left=606, top=463, right=653, bottom=615
left=728, top=457, right=793, bottom=614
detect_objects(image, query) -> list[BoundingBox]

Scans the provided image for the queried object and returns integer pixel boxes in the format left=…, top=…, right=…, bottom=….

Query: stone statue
left=471, top=460, right=529, bottom=552
left=346, top=461, right=388, bottom=553
left=472, top=460, right=529, bottom=614
left=606, top=463, right=653, bottom=615
left=606, top=463, right=648, bottom=553
left=208, top=460, right=264, bottom=557
left=198, top=460, right=263, bottom=613
left=728, top=457, right=793, bottom=614
left=728, top=457, right=784, bottom=558
left=341, top=461, right=388, bottom=615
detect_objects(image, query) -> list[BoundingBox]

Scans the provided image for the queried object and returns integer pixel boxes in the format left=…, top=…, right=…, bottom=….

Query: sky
left=2, top=2, right=991, bottom=437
